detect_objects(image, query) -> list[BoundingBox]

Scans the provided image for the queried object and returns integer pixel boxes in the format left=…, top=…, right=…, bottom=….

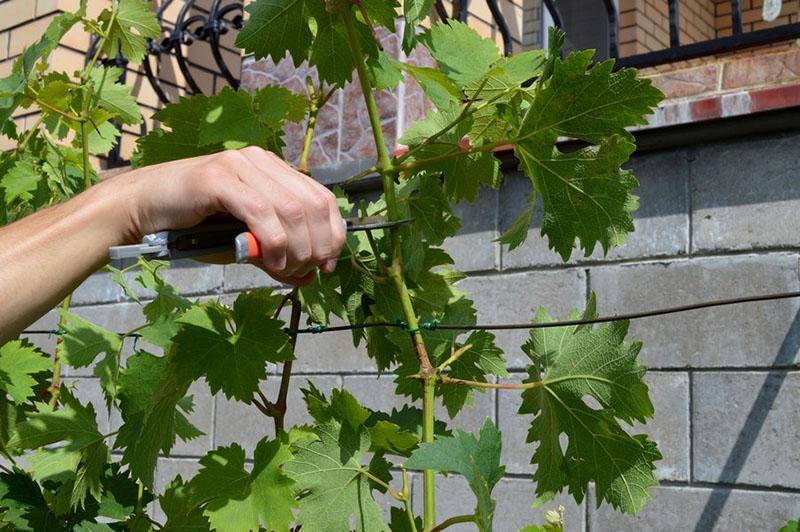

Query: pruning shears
left=108, top=215, right=412, bottom=264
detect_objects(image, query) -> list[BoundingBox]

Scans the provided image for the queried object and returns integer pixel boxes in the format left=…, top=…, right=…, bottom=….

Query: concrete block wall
left=23, top=127, right=800, bottom=530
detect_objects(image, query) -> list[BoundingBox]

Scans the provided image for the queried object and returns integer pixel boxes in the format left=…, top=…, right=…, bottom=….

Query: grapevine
left=0, top=1, right=664, bottom=530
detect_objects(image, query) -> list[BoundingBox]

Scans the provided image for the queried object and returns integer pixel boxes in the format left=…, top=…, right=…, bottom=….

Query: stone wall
left=25, top=126, right=800, bottom=530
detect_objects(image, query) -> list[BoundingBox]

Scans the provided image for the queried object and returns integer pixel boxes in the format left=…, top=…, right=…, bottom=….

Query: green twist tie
left=309, top=324, right=326, bottom=334
left=406, top=326, right=421, bottom=334
left=50, top=327, right=67, bottom=336
left=421, top=319, right=439, bottom=330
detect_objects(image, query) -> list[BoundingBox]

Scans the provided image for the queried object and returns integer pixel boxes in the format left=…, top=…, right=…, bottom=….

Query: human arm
left=0, top=146, right=345, bottom=342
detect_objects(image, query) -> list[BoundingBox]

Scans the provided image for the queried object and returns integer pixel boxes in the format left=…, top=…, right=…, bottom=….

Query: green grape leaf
left=285, top=418, right=387, bottom=532
left=1, top=160, right=42, bottom=204
left=464, top=51, right=546, bottom=102
left=236, top=0, right=313, bottom=66
left=90, top=67, right=141, bottom=125
left=781, top=520, right=800, bottom=532
left=367, top=50, right=403, bottom=90
left=131, top=259, right=192, bottom=348
left=0, top=470, right=54, bottom=530
left=440, top=330, right=507, bottom=418
left=299, top=271, right=346, bottom=325
left=116, top=352, right=194, bottom=487
left=252, top=84, right=309, bottom=124
left=389, top=506, right=423, bottom=532
left=519, top=294, right=660, bottom=514
left=404, top=0, right=434, bottom=27
left=135, top=85, right=306, bottom=166
left=516, top=136, right=639, bottom=261
left=304, top=386, right=442, bottom=457
left=159, top=476, right=211, bottom=531
left=524, top=52, right=663, bottom=143
left=59, top=310, right=122, bottom=368
left=406, top=418, right=505, bottom=530
left=97, top=0, right=160, bottom=62
left=309, top=16, right=356, bottom=86
left=402, top=0, right=434, bottom=52
left=172, top=293, right=291, bottom=402
left=399, top=103, right=501, bottom=203
left=403, top=64, right=462, bottom=109
left=8, top=390, right=109, bottom=509
left=497, top=204, right=534, bottom=251
left=513, top=50, right=663, bottom=259
left=361, top=0, right=399, bottom=30
left=59, top=309, right=122, bottom=405
left=367, top=419, right=419, bottom=456
left=199, top=86, right=306, bottom=150
left=27, top=446, right=81, bottom=482
left=182, top=440, right=295, bottom=532
left=399, top=102, right=468, bottom=146
left=96, top=463, right=146, bottom=520
left=8, top=390, right=101, bottom=451
left=133, top=94, right=217, bottom=166
left=0, top=341, right=50, bottom=405
left=38, top=75, right=75, bottom=116
left=85, top=121, right=120, bottom=155
left=399, top=174, right=461, bottom=245
left=422, top=21, right=501, bottom=87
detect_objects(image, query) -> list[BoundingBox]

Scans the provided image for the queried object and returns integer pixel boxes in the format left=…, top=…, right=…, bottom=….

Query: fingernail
left=326, top=259, right=337, bottom=272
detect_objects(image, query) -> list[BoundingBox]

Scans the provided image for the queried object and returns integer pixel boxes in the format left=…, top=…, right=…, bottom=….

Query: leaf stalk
left=431, top=514, right=476, bottom=531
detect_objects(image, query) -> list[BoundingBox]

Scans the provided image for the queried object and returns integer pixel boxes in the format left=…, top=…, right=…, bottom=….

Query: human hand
left=117, top=147, right=346, bottom=286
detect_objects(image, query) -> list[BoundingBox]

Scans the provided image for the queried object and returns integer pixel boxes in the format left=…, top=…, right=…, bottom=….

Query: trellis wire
left=21, top=290, right=800, bottom=338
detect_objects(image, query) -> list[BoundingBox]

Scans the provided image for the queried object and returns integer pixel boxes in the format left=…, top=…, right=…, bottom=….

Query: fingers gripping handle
left=234, top=219, right=349, bottom=264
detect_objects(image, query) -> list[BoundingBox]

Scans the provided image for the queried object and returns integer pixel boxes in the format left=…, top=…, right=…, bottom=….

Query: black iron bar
left=434, top=0, right=450, bottom=20
left=668, top=0, right=680, bottom=47
left=602, top=0, right=619, bottom=58
left=171, top=0, right=204, bottom=94
left=142, top=42, right=171, bottom=105
left=731, top=0, right=744, bottom=35
left=542, top=0, right=564, bottom=29
left=485, top=0, right=513, bottom=55
left=456, top=0, right=469, bottom=22
left=207, top=0, right=243, bottom=88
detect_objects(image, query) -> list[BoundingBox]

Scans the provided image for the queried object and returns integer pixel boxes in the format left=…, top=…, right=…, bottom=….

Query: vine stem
left=17, top=115, right=45, bottom=152
left=134, top=482, right=144, bottom=517
left=273, top=293, right=300, bottom=435
left=298, top=78, right=319, bottom=174
left=436, top=343, right=473, bottom=371
left=431, top=514, right=476, bottom=531
left=339, top=6, right=437, bottom=529
left=79, top=82, right=93, bottom=189
left=47, top=293, right=73, bottom=406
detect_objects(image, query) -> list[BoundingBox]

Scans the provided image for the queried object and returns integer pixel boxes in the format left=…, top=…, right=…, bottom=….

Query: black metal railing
left=432, top=1, right=800, bottom=69
left=616, top=0, right=800, bottom=68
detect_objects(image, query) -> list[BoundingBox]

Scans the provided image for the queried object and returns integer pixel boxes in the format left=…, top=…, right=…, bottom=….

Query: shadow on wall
left=695, top=308, right=800, bottom=531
